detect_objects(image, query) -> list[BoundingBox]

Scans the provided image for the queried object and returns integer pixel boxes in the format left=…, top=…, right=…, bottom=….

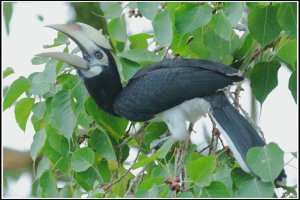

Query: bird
left=37, top=23, right=286, bottom=185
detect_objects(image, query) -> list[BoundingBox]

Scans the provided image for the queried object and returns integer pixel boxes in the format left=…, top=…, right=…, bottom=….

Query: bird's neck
left=82, top=53, right=123, bottom=116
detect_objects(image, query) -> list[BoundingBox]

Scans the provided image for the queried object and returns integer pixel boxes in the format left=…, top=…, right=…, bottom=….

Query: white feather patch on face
left=80, top=65, right=103, bottom=78
left=80, top=48, right=109, bottom=79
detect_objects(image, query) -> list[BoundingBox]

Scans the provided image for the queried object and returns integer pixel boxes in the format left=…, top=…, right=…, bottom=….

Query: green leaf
left=199, top=181, right=231, bottom=198
left=175, top=4, right=212, bottom=35
left=27, top=59, right=58, bottom=97
left=153, top=11, right=173, bottom=47
left=85, top=98, right=128, bottom=140
left=90, top=129, right=117, bottom=161
left=289, top=70, right=297, bottom=103
left=3, top=67, right=14, bottom=78
left=138, top=177, right=164, bottom=190
left=127, top=2, right=137, bottom=9
left=31, top=56, right=49, bottom=65
left=250, top=61, right=281, bottom=104
left=100, top=2, right=115, bottom=12
left=132, top=137, right=176, bottom=169
left=129, top=33, right=152, bottom=50
left=3, top=76, right=31, bottom=110
left=120, top=49, right=161, bottom=66
left=184, top=144, right=199, bottom=165
left=223, top=2, right=244, bottom=26
left=156, top=137, right=176, bottom=159
left=145, top=122, right=167, bottom=150
left=150, top=163, right=174, bottom=180
left=211, top=11, right=232, bottom=41
left=189, top=27, right=210, bottom=59
left=74, top=167, right=103, bottom=191
left=43, top=140, right=70, bottom=173
left=142, top=185, right=171, bottom=198
left=36, top=157, right=50, bottom=179
left=55, top=32, right=69, bottom=45
left=108, top=15, right=127, bottom=42
left=31, top=128, right=46, bottom=160
left=200, top=25, right=240, bottom=64
left=3, top=2, right=13, bottom=35
left=134, top=185, right=160, bottom=198
left=277, top=3, right=297, bottom=38
left=43, top=32, right=69, bottom=49
left=213, top=164, right=233, bottom=192
left=187, top=156, right=216, bottom=187
left=171, top=32, right=190, bottom=56
left=45, top=125, right=69, bottom=156
left=247, top=142, right=284, bottom=182
left=132, top=154, right=157, bottom=170
left=104, top=3, right=123, bottom=19
left=40, top=170, right=59, bottom=197
left=95, top=159, right=112, bottom=183
left=27, top=72, right=52, bottom=97
left=60, top=184, right=80, bottom=198
left=57, top=74, right=90, bottom=127
left=177, top=192, right=194, bottom=198
left=231, top=167, right=253, bottom=189
left=71, top=147, right=95, bottom=172
left=119, top=58, right=141, bottom=81
left=236, top=178, right=274, bottom=198
left=137, top=2, right=160, bottom=21
left=32, top=101, right=46, bottom=120
left=246, top=2, right=262, bottom=9
left=248, top=6, right=281, bottom=46
left=52, top=90, right=77, bottom=139
left=57, top=74, right=89, bottom=109
left=234, top=34, right=254, bottom=60
left=276, top=39, right=297, bottom=68
left=14, top=98, right=35, bottom=131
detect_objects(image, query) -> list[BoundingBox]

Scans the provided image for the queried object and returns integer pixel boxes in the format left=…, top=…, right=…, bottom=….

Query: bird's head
left=36, top=23, right=113, bottom=78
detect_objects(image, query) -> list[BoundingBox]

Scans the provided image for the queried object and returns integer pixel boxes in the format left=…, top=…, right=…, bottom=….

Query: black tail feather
left=205, top=92, right=286, bottom=185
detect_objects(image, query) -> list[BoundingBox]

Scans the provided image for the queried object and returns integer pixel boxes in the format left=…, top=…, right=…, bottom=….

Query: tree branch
left=104, top=131, right=145, bottom=191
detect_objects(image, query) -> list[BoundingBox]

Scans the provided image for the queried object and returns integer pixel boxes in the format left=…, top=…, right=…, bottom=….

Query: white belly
left=153, top=98, right=211, bottom=141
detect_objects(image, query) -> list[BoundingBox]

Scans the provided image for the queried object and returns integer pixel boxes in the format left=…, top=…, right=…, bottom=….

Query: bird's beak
left=36, top=23, right=111, bottom=70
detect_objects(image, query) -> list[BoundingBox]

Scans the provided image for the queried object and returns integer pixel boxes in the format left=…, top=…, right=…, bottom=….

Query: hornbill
left=37, top=23, right=286, bottom=185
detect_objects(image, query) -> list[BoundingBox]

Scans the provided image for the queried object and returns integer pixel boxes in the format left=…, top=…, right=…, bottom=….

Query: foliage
left=3, top=2, right=297, bottom=198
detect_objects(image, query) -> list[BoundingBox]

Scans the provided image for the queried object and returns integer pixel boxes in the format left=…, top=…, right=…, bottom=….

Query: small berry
left=171, top=183, right=178, bottom=191
left=164, top=178, right=171, bottom=184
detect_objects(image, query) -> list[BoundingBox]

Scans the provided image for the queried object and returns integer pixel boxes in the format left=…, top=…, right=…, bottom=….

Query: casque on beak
left=36, top=23, right=111, bottom=70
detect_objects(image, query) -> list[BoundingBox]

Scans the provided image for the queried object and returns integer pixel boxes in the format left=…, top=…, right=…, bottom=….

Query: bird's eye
left=95, top=51, right=103, bottom=60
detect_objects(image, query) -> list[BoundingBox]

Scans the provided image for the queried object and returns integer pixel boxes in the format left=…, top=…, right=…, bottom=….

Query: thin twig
left=249, top=36, right=281, bottom=64
left=153, top=46, right=165, bottom=53
left=218, top=135, right=225, bottom=148
left=208, top=114, right=217, bottom=128
left=124, top=165, right=148, bottom=196
left=233, top=84, right=243, bottom=109
left=162, top=46, right=171, bottom=60
left=174, top=123, right=192, bottom=193
left=233, top=24, right=247, bottom=32
left=125, top=147, right=158, bottom=196
left=104, top=132, right=145, bottom=190
left=117, top=123, right=149, bottom=147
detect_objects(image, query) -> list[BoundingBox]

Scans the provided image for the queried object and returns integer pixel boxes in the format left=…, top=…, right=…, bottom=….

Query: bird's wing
left=113, top=59, right=243, bottom=121
left=130, top=59, right=240, bottom=80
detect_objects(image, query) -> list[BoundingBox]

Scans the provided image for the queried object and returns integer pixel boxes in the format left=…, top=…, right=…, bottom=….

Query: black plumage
left=114, top=59, right=243, bottom=121
left=78, top=48, right=122, bottom=116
